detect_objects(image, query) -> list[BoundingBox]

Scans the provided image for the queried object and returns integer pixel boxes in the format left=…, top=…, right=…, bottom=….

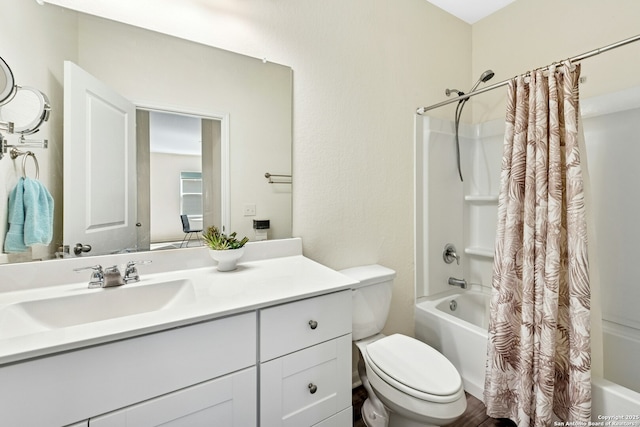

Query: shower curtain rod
left=416, top=33, right=640, bottom=115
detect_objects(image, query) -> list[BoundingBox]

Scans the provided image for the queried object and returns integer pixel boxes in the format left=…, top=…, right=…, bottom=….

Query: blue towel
left=4, top=178, right=27, bottom=253
left=4, top=177, right=54, bottom=253
left=23, top=177, right=54, bottom=247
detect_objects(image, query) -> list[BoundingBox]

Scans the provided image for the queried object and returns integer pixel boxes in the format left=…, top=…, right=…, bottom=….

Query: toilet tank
left=340, top=264, right=396, bottom=341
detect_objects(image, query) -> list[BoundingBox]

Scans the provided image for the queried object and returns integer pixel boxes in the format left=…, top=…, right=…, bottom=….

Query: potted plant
left=202, top=226, right=249, bottom=271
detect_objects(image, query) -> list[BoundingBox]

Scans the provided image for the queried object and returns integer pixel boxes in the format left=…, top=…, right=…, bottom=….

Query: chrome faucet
left=74, top=260, right=152, bottom=288
left=448, top=277, right=468, bottom=289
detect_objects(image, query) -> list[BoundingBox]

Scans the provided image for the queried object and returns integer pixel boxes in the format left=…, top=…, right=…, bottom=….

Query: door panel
left=63, top=61, right=137, bottom=256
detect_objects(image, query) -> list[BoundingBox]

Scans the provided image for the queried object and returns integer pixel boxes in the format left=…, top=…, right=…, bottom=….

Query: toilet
left=341, top=265, right=466, bottom=427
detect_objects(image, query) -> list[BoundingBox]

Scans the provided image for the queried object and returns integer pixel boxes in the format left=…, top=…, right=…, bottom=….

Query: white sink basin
left=0, top=279, right=196, bottom=339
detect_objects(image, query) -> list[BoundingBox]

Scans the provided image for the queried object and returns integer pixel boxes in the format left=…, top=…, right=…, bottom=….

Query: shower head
left=469, top=69, right=495, bottom=92
left=445, top=88, right=463, bottom=97
left=480, top=69, right=495, bottom=82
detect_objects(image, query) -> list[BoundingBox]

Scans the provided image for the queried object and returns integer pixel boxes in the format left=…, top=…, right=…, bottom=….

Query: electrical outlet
left=243, top=203, right=256, bottom=216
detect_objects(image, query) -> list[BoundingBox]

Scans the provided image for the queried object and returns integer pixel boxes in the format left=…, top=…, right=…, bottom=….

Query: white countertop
left=0, top=239, right=357, bottom=365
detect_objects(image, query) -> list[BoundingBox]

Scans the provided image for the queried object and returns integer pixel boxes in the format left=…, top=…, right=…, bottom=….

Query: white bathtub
left=415, top=289, right=640, bottom=419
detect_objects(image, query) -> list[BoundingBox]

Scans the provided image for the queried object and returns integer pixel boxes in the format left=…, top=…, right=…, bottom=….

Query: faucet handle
left=74, top=265, right=104, bottom=288
left=124, top=260, right=152, bottom=283
left=443, top=243, right=460, bottom=265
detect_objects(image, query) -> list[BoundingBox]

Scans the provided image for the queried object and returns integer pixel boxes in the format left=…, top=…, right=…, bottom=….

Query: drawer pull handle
left=308, top=320, right=318, bottom=330
left=308, top=383, right=318, bottom=394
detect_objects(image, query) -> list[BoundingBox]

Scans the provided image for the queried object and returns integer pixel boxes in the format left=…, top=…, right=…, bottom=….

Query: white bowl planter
left=208, top=248, right=244, bottom=271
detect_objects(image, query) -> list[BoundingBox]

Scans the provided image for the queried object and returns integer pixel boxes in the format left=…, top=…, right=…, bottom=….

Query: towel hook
left=10, top=147, right=39, bottom=179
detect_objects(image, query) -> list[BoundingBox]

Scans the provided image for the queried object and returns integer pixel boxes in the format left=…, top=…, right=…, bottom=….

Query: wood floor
left=352, top=385, right=516, bottom=427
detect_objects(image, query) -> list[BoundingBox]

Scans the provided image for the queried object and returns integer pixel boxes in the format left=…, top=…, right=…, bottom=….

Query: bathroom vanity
left=0, top=239, right=355, bottom=427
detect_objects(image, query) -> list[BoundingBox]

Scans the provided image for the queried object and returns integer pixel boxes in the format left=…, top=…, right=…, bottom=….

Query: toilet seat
left=363, top=334, right=463, bottom=403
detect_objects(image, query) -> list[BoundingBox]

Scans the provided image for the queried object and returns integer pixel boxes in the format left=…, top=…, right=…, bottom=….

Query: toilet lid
left=366, top=334, right=462, bottom=398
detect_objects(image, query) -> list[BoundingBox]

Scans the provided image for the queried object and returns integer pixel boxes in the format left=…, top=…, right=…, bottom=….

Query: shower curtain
left=484, top=62, right=591, bottom=426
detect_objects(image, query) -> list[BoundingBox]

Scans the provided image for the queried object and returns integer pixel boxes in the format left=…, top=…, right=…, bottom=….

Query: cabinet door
left=312, top=408, right=352, bottom=427
left=90, top=367, right=256, bottom=427
left=261, top=334, right=351, bottom=427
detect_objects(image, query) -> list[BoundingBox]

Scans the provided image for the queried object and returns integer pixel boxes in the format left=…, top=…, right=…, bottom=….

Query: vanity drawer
left=260, top=290, right=351, bottom=361
left=260, top=334, right=352, bottom=427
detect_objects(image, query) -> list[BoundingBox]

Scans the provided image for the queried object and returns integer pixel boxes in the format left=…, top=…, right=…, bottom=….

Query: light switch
left=243, top=203, right=256, bottom=216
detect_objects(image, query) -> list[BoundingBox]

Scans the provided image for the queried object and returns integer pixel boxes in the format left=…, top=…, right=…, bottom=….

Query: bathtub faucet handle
left=443, top=243, right=460, bottom=265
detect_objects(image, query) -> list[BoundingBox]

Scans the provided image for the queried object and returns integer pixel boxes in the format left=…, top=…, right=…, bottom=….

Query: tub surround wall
left=581, top=87, right=640, bottom=394
left=414, top=116, right=464, bottom=299
left=415, top=115, right=502, bottom=299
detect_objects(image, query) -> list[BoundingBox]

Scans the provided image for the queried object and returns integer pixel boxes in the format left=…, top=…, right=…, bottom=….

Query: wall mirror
left=0, top=2, right=292, bottom=263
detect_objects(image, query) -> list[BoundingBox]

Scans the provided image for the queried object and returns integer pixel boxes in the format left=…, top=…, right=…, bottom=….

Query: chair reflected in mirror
left=180, top=214, right=202, bottom=248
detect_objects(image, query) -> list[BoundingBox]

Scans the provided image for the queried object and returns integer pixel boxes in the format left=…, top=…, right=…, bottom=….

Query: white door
left=63, top=61, right=137, bottom=256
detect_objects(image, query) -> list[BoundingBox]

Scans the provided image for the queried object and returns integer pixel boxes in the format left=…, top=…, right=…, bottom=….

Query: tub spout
left=448, top=277, right=468, bottom=289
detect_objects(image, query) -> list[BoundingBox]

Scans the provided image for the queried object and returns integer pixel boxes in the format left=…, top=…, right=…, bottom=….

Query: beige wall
left=471, top=0, right=640, bottom=123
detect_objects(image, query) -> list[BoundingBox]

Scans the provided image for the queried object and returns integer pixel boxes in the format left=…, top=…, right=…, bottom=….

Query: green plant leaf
left=202, top=226, right=249, bottom=250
